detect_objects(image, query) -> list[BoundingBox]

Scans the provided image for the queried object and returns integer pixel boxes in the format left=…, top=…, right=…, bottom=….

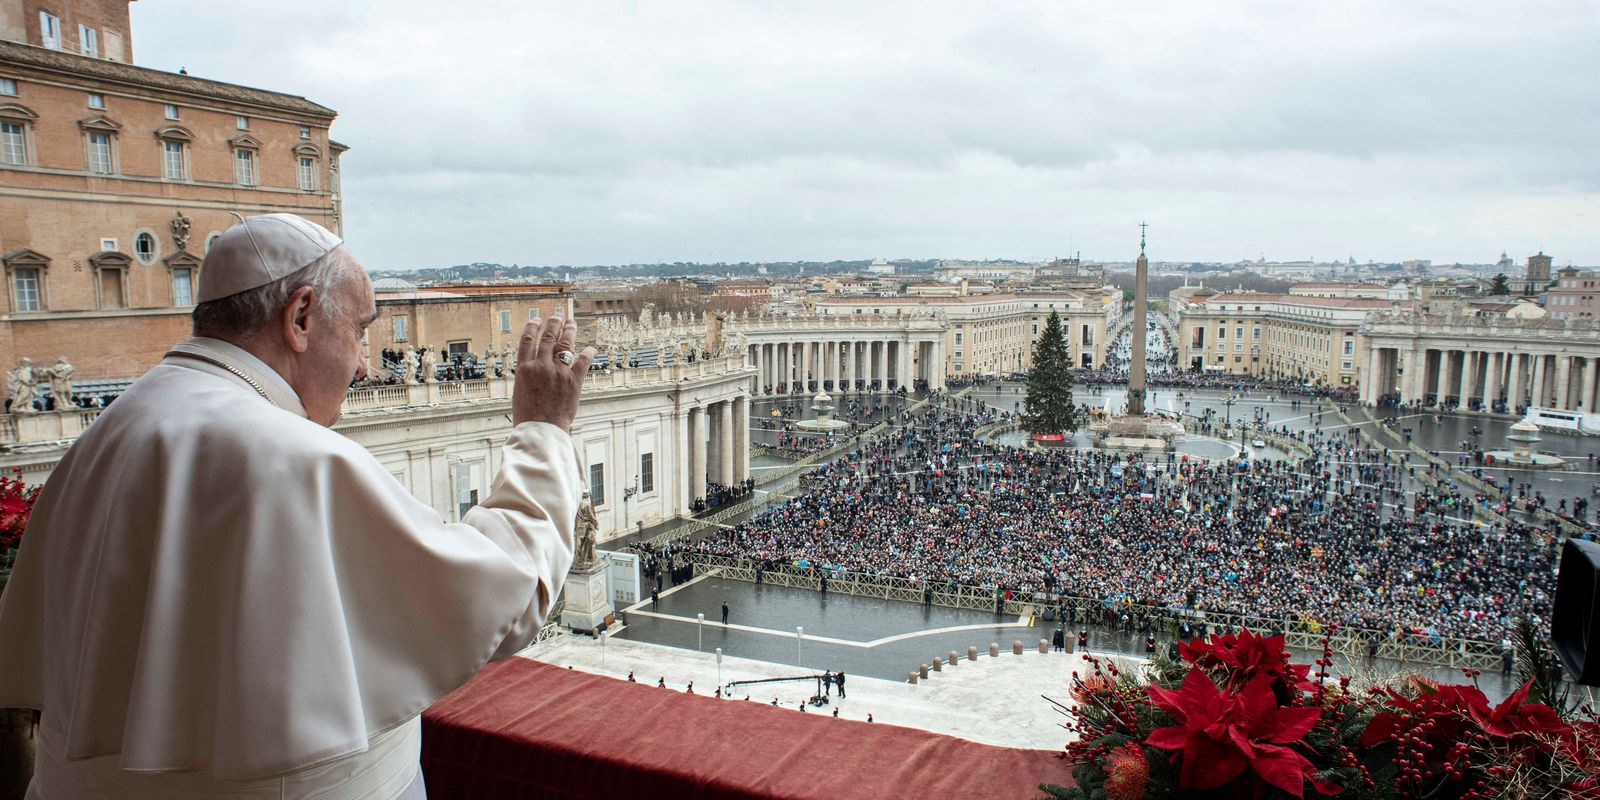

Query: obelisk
left=1127, top=222, right=1149, bottom=416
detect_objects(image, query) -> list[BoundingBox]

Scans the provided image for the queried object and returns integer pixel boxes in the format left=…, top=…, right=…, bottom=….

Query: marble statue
left=573, top=491, right=599, bottom=566
left=501, top=344, right=514, bottom=370
left=419, top=347, right=438, bottom=383
left=402, top=347, right=420, bottom=385
left=8, top=358, right=37, bottom=414
left=48, top=357, right=73, bottom=407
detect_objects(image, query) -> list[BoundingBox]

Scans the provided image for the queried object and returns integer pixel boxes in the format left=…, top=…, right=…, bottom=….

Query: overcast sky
left=132, top=1, right=1599, bottom=270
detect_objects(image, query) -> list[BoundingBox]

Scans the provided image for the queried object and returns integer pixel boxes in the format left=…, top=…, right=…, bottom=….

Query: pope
left=0, top=214, right=595, bottom=798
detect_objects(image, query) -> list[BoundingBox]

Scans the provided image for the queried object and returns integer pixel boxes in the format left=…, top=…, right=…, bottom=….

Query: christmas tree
left=1022, top=311, right=1080, bottom=437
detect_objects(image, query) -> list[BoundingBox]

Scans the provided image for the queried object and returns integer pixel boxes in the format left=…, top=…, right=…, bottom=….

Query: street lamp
left=797, top=626, right=804, bottom=667
left=697, top=612, right=705, bottom=652
left=716, top=647, right=723, bottom=694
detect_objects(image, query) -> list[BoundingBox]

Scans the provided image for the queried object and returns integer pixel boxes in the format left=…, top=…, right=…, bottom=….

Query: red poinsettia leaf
left=1496, top=679, right=1533, bottom=716
left=1310, top=774, right=1347, bottom=796
left=1267, top=706, right=1323, bottom=745
left=1179, top=730, right=1250, bottom=790
left=1233, top=678, right=1280, bottom=739
left=1149, top=667, right=1221, bottom=723
left=1145, top=724, right=1191, bottom=750
left=1359, top=712, right=1396, bottom=748
left=1248, top=743, right=1316, bottom=798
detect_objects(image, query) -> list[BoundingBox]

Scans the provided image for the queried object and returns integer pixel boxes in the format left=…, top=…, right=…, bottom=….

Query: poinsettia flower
left=1180, top=628, right=1317, bottom=695
left=1146, top=666, right=1326, bottom=797
left=1361, top=681, right=1497, bottom=751
left=1470, top=679, right=1572, bottom=745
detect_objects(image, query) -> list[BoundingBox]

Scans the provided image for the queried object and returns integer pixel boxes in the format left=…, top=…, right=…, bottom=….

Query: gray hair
left=192, top=247, right=360, bottom=339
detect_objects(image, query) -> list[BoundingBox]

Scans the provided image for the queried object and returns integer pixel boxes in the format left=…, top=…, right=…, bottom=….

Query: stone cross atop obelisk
left=1127, top=222, right=1149, bottom=416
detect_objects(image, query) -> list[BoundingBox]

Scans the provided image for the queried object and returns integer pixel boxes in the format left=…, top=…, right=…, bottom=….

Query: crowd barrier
left=687, top=554, right=1507, bottom=670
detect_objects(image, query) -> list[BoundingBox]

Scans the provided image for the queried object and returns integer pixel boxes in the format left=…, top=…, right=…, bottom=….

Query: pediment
left=291, top=142, right=322, bottom=157
left=77, top=115, right=123, bottom=132
left=154, top=125, right=194, bottom=142
left=0, top=102, right=38, bottom=121
left=163, top=250, right=202, bottom=269
left=88, top=250, right=133, bottom=269
left=228, top=133, right=263, bottom=149
left=2, top=248, right=50, bottom=268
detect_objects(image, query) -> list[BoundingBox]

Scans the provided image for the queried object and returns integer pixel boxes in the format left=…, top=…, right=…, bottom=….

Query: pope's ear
left=281, top=285, right=317, bottom=354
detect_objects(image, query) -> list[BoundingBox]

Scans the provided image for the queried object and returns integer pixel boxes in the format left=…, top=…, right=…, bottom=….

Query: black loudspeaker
left=1553, top=538, right=1600, bottom=685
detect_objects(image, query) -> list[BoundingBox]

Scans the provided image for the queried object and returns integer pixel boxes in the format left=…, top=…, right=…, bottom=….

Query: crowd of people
left=685, top=398, right=1563, bottom=644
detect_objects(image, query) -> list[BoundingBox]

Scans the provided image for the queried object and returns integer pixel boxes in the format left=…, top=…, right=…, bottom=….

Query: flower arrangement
left=0, top=468, right=39, bottom=584
left=1042, top=622, right=1598, bottom=799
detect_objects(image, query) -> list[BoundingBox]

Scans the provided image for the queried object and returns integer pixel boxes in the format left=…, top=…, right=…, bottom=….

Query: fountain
left=1483, top=419, right=1565, bottom=469
left=794, top=392, right=851, bottom=432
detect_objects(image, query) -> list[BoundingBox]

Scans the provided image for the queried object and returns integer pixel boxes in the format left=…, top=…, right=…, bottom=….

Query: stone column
left=1433, top=349, right=1451, bottom=406
left=871, top=341, right=883, bottom=387
left=931, top=339, right=946, bottom=390
left=676, top=409, right=691, bottom=515
left=1363, top=346, right=1382, bottom=404
left=734, top=395, right=750, bottom=482
left=1484, top=352, right=1502, bottom=411
left=1581, top=357, right=1598, bottom=412
left=843, top=340, right=855, bottom=390
left=718, top=400, right=735, bottom=485
left=707, top=401, right=722, bottom=485
left=1460, top=351, right=1478, bottom=409
left=801, top=341, right=813, bottom=389
left=1555, top=356, right=1572, bottom=410
left=1531, top=354, right=1547, bottom=409
left=689, top=406, right=707, bottom=504
left=1504, top=353, right=1516, bottom=409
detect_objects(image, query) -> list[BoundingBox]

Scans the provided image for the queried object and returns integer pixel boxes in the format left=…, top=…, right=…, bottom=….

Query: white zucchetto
left=198, top=214, right=343, bottom=303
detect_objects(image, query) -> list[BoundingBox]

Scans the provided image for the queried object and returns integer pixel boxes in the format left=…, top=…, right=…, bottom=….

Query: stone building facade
left=365, top=284, right=574, bottom=375
left=1176, top=293, right=1405, bottom=386
left=811, top=289, right=1117, bottom=378
left=1546, top=268, right=1599, bottom=321
left=0, top=2, right=342, bottom=379
left=1359, top=309, right=1600, bottom=414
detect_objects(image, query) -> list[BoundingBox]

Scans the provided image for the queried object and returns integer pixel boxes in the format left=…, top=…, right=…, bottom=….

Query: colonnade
left=682, top=394, right=751, bottom=508
left=746, top=338, right=945, bottom=395
left=1363, top=345, right=1600, bottom=414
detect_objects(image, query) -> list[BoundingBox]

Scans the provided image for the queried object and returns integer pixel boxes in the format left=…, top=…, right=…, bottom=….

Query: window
left=86, top=131, right=112, bottom=173
left=529, top=307, right=539, bottom=320
left=954, top=332, right=963, bottom=345
left=393, top=316, right=408, bottom=342
left=233, top=149, right=256, bottom=185
left=499, top=310, right=512, bottom=332
left=1, top=122, right=24, bottom=165
left=39, top=11, right=61, bottom=50
left=133, top=231, right=157, bottom=263
left=1343, top=340, right=1354, bottom=356
left=172, top=268, right=193, bottom=306
left=78, top=24, right=98, bottom=57
left=299, top=125, right=310, bottom=139
left=588, top=463, right=605, bottom=505
left=162, top=140, right=185, bottom=179
left=297, top=156, right=316, bottom=191
left=0, top=78, right=16, bottom=96
left=14, top=267, right=41, bottom=311
left=164, top=103, right=179, bottom=120
left=99, top=237, right=116, bottom=252
left=236, top=115, right=250, bottom=130
left=640, top=453, right=654, bottom=493
left=97, top=266, right=124, bottom=309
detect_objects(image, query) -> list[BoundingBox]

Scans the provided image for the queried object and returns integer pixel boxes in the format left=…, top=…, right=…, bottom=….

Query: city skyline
left=131, top=1, right=1599, bottom=269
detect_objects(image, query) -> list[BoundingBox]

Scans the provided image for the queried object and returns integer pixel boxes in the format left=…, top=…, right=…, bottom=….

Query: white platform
left=520, top=634, right=1145, bottom=750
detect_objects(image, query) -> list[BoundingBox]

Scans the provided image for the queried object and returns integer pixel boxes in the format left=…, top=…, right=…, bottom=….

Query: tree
left=1022, top=311, right=1080, bottom=437
left=1489, top=273, right=1510, bottom=295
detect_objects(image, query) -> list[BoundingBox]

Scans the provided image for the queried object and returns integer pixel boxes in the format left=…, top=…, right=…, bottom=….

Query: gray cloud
left=132, top=0, right=1600, bottom=268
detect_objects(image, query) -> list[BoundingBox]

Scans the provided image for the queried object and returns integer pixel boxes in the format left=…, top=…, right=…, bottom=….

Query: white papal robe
left=0, top=338, right=583, bottom=798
